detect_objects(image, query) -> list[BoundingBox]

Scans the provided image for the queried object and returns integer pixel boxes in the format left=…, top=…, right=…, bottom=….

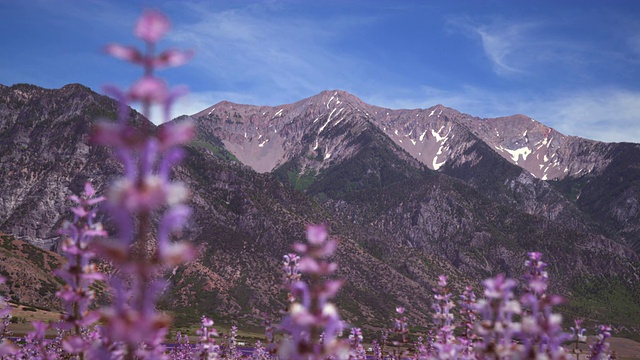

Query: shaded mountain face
left=551, top=143, right=640, bottom=251
left=194, top=91, right=629, bottom=181
left=191, top=89, right=640, bottom=329
left=1, top=84, right=639, bottom=336
left=0, top=83, right=128, bottom=249
left=193, top=91, right=599, bottom=231
left=0, top=84, right=461, bottom=327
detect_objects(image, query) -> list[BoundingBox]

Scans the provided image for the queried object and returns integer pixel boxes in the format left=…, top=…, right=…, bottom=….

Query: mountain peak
left=303, top=89, right=368, bottom=110
left=60, top=83, right=92, bottom=92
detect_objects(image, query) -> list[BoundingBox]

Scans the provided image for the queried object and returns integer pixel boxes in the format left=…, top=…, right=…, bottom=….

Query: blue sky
left=2, top=1, right=640, bottom=143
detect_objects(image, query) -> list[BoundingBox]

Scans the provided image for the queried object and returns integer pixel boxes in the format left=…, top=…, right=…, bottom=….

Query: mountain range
left=0, top=83, right=639, bottom=338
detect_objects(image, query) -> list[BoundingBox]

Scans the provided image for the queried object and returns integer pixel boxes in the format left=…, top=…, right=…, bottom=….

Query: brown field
left=6, top=302, right=62, bottom=336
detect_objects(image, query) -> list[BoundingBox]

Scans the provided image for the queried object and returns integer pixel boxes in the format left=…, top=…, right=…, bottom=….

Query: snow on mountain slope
left=461, top=114, right=615, bottom=180
left=192, top=89, right=632, bottom=184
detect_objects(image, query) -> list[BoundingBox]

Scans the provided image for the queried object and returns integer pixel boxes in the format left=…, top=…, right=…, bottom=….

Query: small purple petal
left=135, top=9, right=170, bottom=43
left=155, top=48, right=194, bottom=68
left=84, top=182, right=96, bottom=197
left=306, top=224, right=327, bottom=245
left=104, top=43, right=143, bottom=64
left=129, top=76, right=168, bottom=103
left=157, top=119, right=195, bottom=149
left=157, top=205, right=191, bottom=250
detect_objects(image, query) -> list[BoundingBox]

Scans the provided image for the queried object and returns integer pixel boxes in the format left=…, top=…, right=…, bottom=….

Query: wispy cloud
left=532, top=89, right=640, bottom=143
left=168, top=2, right=377, bottom=104
left=447, top=16, right=588, bottom=76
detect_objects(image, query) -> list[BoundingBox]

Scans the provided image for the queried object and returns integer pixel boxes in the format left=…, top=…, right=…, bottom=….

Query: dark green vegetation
left=564, top=276, right=640, bottom=342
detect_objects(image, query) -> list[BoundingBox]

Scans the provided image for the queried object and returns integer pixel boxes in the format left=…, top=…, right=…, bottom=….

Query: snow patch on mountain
left=319, top=107, right=343, bottom=134
left=419, top=130, right=427, bottom=142
left=432, top=155, right=446, bottom=170
left=496, top=145, right=532, bottom=163
left=431, top=126, right=450, bottom=143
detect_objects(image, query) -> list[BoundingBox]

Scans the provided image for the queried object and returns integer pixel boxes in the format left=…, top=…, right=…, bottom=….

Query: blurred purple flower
left=279, top=224, right=348, bottom=359
left=135, top=9, right=170, bottom=43
left=91, top=8, right=195, bottom=358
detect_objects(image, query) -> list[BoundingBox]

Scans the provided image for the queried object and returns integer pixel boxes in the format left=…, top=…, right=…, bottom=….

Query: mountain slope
left=0, top=83, right=130, bottom=249
left=1, top=83, right=639, bottom=337
left=193, top=91, right=598, bottom=232
left=0, top=233, right=64, bottom=310
left=191, top=88, right=640, bottom=331
left=551, top=143, right=640, bottom=253
left=0, top=84, right=467, bottom=329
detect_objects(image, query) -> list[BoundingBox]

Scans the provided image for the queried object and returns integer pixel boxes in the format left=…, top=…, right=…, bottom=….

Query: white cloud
left=531, top=89, right=640, bottom=143
left=475, top=24, right=530, bottom=75
left=167, top=2, right=375, bottom=103
left=448, top=17, right=589, bottom=77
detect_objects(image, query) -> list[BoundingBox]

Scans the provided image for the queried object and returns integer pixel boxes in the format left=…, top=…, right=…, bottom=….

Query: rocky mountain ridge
left=192, top=91, right=603, bottom=232
left=194, top=89, right=628, bottom=181
left=1, top=83, right=639, bottom=336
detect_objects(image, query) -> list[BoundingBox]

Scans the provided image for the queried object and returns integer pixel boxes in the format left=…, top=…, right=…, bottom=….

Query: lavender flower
left=254, top=340, right=276, bottom=360
left=219, top=325, right=241, bottom=360
left=570, top=319, right=587, bottom=358
left=55, top=182, right=107, bottom=358
left=90, top=9, right=195, bottom=358
left=474, top=273, right=522, bottom=358
left=519, top=252, right=569, bottom=359
left=391, top=306, right=409, bottom=351
left=279, top=225, right=348, bottom=360
left=348, top=327, right=366, bottom=360
left=16, top=320, right=58, bottom=359
left=430, top=275, right=463, bottom=359
left=261, top=314, right=278, bottom=356
left=0, top=277, right=17, bottom=356
left=168, top=332, right=193, bottom=360
left=412, top=336, right=429, bottom=359
left=570, top=319, right=587, bottom=344
left=371, top=339, right=382, bottom=360
left=193, top=316, right=219, bottom=359
left=523, top=251, right=548, bottom=297
left=283, top=253, right=301, bottom=303
left=589, top=325, right=612, bottom=360
left=458, top=286, right=477, bottom=359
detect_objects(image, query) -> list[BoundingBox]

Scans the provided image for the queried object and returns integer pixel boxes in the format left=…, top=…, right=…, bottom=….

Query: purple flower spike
left=155, top=48, right=195, bottom=68
left=590, top=325, right=612, bottom=360
left=306, top=224, right=328, bottom=245
left=279, top=224, right=348, bottom=359
left=91, top=9, right=195, bottom=358
left=104, top=43, right=143, bottom=64
left=134, top=9, right=170, bottom=43
left=53, top=182, right=108, bottom=357
left=431, top=274, right=464, bottom=358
